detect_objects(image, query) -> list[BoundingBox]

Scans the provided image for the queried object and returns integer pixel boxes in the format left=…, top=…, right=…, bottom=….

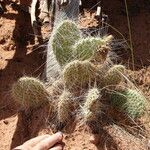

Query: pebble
left=3, top=120, right=9, bottom=125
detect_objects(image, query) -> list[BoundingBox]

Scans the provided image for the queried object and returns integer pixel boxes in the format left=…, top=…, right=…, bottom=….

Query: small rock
left=64, top=135, right=69, bottom=140
left=3, top=120, right=9, bottom=125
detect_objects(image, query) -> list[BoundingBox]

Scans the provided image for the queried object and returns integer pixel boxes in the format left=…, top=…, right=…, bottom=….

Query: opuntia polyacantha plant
left=11, top=20, right=148, bottom=133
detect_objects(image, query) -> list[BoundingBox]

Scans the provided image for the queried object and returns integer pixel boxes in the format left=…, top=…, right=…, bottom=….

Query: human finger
left=49, top=144, right=63, bottom=150
left=23, top=135, right=50, bottom=147
left=34, top=132, right=63, bottom=150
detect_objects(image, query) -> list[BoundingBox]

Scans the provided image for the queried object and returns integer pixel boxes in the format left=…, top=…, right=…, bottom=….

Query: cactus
left=63, top=60, right=97, bottom=90
left=52, top=20, right=81, bottom=66
left=104, top=65, right=125, bottom=86
left=101, top=35, right=113, bottom=45
left=93, top=45, right=111, bottom=63
left=82, top=88, right=102, bottom=122
left=73, top=37, right=111, bottom=62
left=110, top=89, right=146, bottom=119
left=47, top=79, right=64, bottom=96
left=57, top=91, right=74, bottom=124
left=11, top=77, right=50, bottom=109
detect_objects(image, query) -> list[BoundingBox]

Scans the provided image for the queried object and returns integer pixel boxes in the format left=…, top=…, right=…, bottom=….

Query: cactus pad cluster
left=11, top=20, right=148, bottom=133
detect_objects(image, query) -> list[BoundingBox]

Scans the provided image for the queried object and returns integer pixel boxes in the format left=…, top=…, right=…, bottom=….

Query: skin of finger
left=34, top=132, right=63, bottom=150
left=13, top=136, right=50, bottom=150
left=13, top=146, right=23, bottom=150
left=52, top=142, right=65, bottom=149
left=50, top=144, right=63, bottom=150
left=13, top=141, right=65, bottom=150
left=23, top=135, right=50, bottom=147
left=13, top=145, right=31, bottom=150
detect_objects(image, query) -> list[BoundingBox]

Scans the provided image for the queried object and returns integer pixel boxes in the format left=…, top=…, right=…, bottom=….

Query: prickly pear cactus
left=11, top=18, right=149, bottom=146
left=63, top=60, right=97, bottom=90
left=73, top=37, right=111, bottom=62
left=57, top=91, right=74, bottom=124
left=104, top=65, right=125, bottom=86
left=110, top=89, right=146, bottom=119
left=52, top=20, right=81, bottom=66
left=11, top=77, right=50, bottom=109
left=82, top=88, right=102, bottom=122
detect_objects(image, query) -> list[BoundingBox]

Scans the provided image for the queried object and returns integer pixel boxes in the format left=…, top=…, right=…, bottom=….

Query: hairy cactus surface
left=57, top=91, right=74, bottom=124
left=11, top=77, right=50, bottom=109
left=63, top=60, right=97, bottom=89
left=82, top=88, right=102, bottom=122
left=47, top=79, right=64, bottom=96
left=104, top=65, right=125, bottom=86
left=101, top=35, right=113, bottom=44
left=52, top=20, right=81, bottom=66
left=111, top=89, right=146, bottom=119
left=73, top=37, right=110, bottom=62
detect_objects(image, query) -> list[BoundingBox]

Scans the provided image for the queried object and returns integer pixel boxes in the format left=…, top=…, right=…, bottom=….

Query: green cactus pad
left=52, top=20, right=81, bottom=66
left=111, top=89, right=146, bottom=119
left=73, top=37, right=111, bottom=62
left=82, top=88, right=102, bottom=122
left=104, top=65, right=125, bottom=86
left=57, top=91, right=74, bottom=123
left=63, top=60, right=97, bottom=89
left=11, top=77, right=49, bottom=109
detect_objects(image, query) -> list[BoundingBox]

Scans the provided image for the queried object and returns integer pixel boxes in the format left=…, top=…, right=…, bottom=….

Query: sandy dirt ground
left=0, top=0, right=149, bottom=150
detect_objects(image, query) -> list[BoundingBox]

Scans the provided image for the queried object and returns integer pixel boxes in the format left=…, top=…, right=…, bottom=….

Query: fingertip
left=34, top=132, right=64, bottom=149
left=55, top=132, right=63, bottom=141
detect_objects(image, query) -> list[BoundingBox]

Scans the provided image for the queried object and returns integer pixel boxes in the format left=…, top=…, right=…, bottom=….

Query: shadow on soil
left=0, top=2, right=45, bottom=119
left=10, top=106, right=49, bottom=149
